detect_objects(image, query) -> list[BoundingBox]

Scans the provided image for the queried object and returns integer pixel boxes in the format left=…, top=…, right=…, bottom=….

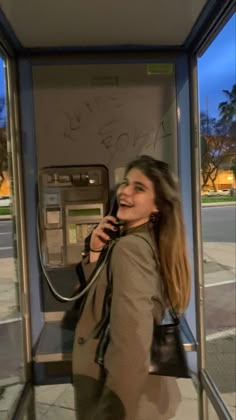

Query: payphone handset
left=102, top=193, right=120, bottom=240
left=37, top=165, right=112, bottom=301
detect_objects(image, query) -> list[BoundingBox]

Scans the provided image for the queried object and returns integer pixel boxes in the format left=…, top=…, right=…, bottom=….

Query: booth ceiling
left=0, top=0, right=208, bottom=49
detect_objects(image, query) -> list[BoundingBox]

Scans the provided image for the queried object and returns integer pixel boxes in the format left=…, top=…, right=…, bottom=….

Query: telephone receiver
left=83, top=193, right=120, bottom=255
left=109, top=193, right=119, bottom=217
left=103, top=194, right=121, bottom=240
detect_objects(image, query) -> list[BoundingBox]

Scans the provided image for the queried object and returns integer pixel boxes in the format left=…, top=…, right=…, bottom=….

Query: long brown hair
left=125, top=155, right=191, bottom=313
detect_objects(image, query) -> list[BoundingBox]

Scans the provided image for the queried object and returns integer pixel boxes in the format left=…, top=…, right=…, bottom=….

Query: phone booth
left=19, top=56, right=201, bottom=405
left=27, top=52, right=197, bottom=384
left=0, top=1, right=234, bottom=419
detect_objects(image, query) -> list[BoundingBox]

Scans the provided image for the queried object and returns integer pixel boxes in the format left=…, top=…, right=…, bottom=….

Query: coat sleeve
left=79, top=248, right=108, bottom=281
left=93, top=235, right=164, bottom=420
left=81, top=256, right=97, bottom=279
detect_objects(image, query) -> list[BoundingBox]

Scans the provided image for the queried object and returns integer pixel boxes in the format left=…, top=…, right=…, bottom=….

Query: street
left=201, top=205, right=236, bottom=243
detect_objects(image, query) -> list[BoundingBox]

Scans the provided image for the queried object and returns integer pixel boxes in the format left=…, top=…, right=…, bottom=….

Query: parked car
left=0, top=196, right=11, bottom=207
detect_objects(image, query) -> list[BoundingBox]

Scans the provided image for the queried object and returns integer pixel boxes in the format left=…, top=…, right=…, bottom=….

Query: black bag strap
left=132, top=234, right=196, bottom=345
left=132, top=233, right=179, bottom=323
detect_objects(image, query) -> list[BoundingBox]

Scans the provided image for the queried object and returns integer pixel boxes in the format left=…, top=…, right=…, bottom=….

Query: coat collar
left=121, top=221, right=150, bottom=236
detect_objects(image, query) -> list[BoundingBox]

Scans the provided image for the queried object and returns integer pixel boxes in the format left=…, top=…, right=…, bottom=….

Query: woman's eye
left=134, top=185, right=144, bottom=192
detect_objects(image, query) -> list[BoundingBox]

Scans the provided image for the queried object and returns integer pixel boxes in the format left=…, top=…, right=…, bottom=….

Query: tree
left=200, top=111, right=230, bottom=136
left=218, top=86, right=236, bottom=184
left=201, top=135, right=236, bottom=190
left=231, top=161, right=236, bottom=180
left=200, top=91, right=236, bottom=190
left=218, top=84, right=236, bottom=124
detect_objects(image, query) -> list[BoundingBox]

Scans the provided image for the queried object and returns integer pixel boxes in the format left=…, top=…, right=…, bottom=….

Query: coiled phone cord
left=37, top=206, right=113, bottom=302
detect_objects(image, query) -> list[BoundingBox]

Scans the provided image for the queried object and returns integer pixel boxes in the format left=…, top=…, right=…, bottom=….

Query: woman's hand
left=90, top=216, right=118, bottom=252
left=89, top=216, right=118, bottom=263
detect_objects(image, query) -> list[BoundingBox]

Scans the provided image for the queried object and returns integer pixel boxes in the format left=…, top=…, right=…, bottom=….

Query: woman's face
left=116, top=168, right=157, bottom=229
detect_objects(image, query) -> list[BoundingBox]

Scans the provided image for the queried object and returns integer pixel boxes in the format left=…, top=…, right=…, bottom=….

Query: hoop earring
left=150, top=211, right=159, bottom=224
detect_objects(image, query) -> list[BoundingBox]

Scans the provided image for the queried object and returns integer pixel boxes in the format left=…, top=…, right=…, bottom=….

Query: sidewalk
left=203, top=241, right=236, bottom=286
left=0, top=379, right=235, bottom=419
left=32, top=380, right=208, bottom=419
left=201, top=201, right=236, bottom=207
left=39, top=380, right=235, bottom=419
left=0, top=258, right=19, bottom=322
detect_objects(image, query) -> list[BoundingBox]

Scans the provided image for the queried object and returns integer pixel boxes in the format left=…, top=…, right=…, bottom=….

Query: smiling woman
left=73, top=155, right=191, bottom=420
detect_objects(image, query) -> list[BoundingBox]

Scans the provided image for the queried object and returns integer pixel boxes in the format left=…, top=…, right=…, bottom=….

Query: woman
left=72, top=155, right=191, bottom=420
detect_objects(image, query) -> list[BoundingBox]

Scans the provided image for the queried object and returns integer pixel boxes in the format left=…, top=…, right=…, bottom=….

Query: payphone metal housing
left=38, top=165, right=109, bottom=268
left=34, top=165, right=109, bottom=383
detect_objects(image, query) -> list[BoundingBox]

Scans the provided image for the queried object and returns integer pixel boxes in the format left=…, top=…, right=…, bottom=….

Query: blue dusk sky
left=0, top=13, right=235, bottom=124
left=198, top=13, right=235, bottom=119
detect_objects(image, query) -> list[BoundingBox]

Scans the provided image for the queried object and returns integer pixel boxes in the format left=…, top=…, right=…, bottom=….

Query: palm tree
left=218, top=84, right=236, bottom=123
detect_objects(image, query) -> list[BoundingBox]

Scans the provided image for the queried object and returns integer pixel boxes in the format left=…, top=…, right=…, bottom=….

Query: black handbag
left=149, top=313, right=189, bottom=377
left=95, top=235, right=191, bottom=378
left=95, top=310, right=190, bottom=378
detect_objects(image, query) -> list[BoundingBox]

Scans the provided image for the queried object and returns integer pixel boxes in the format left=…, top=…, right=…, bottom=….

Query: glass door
left=0, top=48, right=35, bottom=419
left=196, top=12, right=235, bottom=420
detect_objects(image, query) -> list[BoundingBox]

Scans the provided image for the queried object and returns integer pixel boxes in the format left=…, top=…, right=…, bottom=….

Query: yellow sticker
left=147, top=63, right=174, bottom=75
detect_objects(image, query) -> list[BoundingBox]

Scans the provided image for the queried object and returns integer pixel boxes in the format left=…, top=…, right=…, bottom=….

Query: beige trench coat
left=72, top=223, right=181, bottom=420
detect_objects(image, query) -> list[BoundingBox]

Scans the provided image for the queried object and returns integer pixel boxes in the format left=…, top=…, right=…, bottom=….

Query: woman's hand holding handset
left=89, top=216, right=119, bottom=262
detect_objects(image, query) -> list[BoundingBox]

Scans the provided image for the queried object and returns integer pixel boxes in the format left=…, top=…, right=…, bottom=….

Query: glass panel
left=198, top=13, right=236, bottom=418
left=0, top=56, right=26, bottom=416
left=207, top=396, right=236, bottom=420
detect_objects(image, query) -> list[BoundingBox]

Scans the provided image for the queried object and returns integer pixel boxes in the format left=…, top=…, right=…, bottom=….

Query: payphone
left=34, top=165, right=109, bottom=384
left=38, top=165, right=109, bottom=269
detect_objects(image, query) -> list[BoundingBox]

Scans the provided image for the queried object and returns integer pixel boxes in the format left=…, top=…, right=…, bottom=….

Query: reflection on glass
left=0, top=56, right=25, bottom=416
left=198, top=13, right=236, bottom=419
